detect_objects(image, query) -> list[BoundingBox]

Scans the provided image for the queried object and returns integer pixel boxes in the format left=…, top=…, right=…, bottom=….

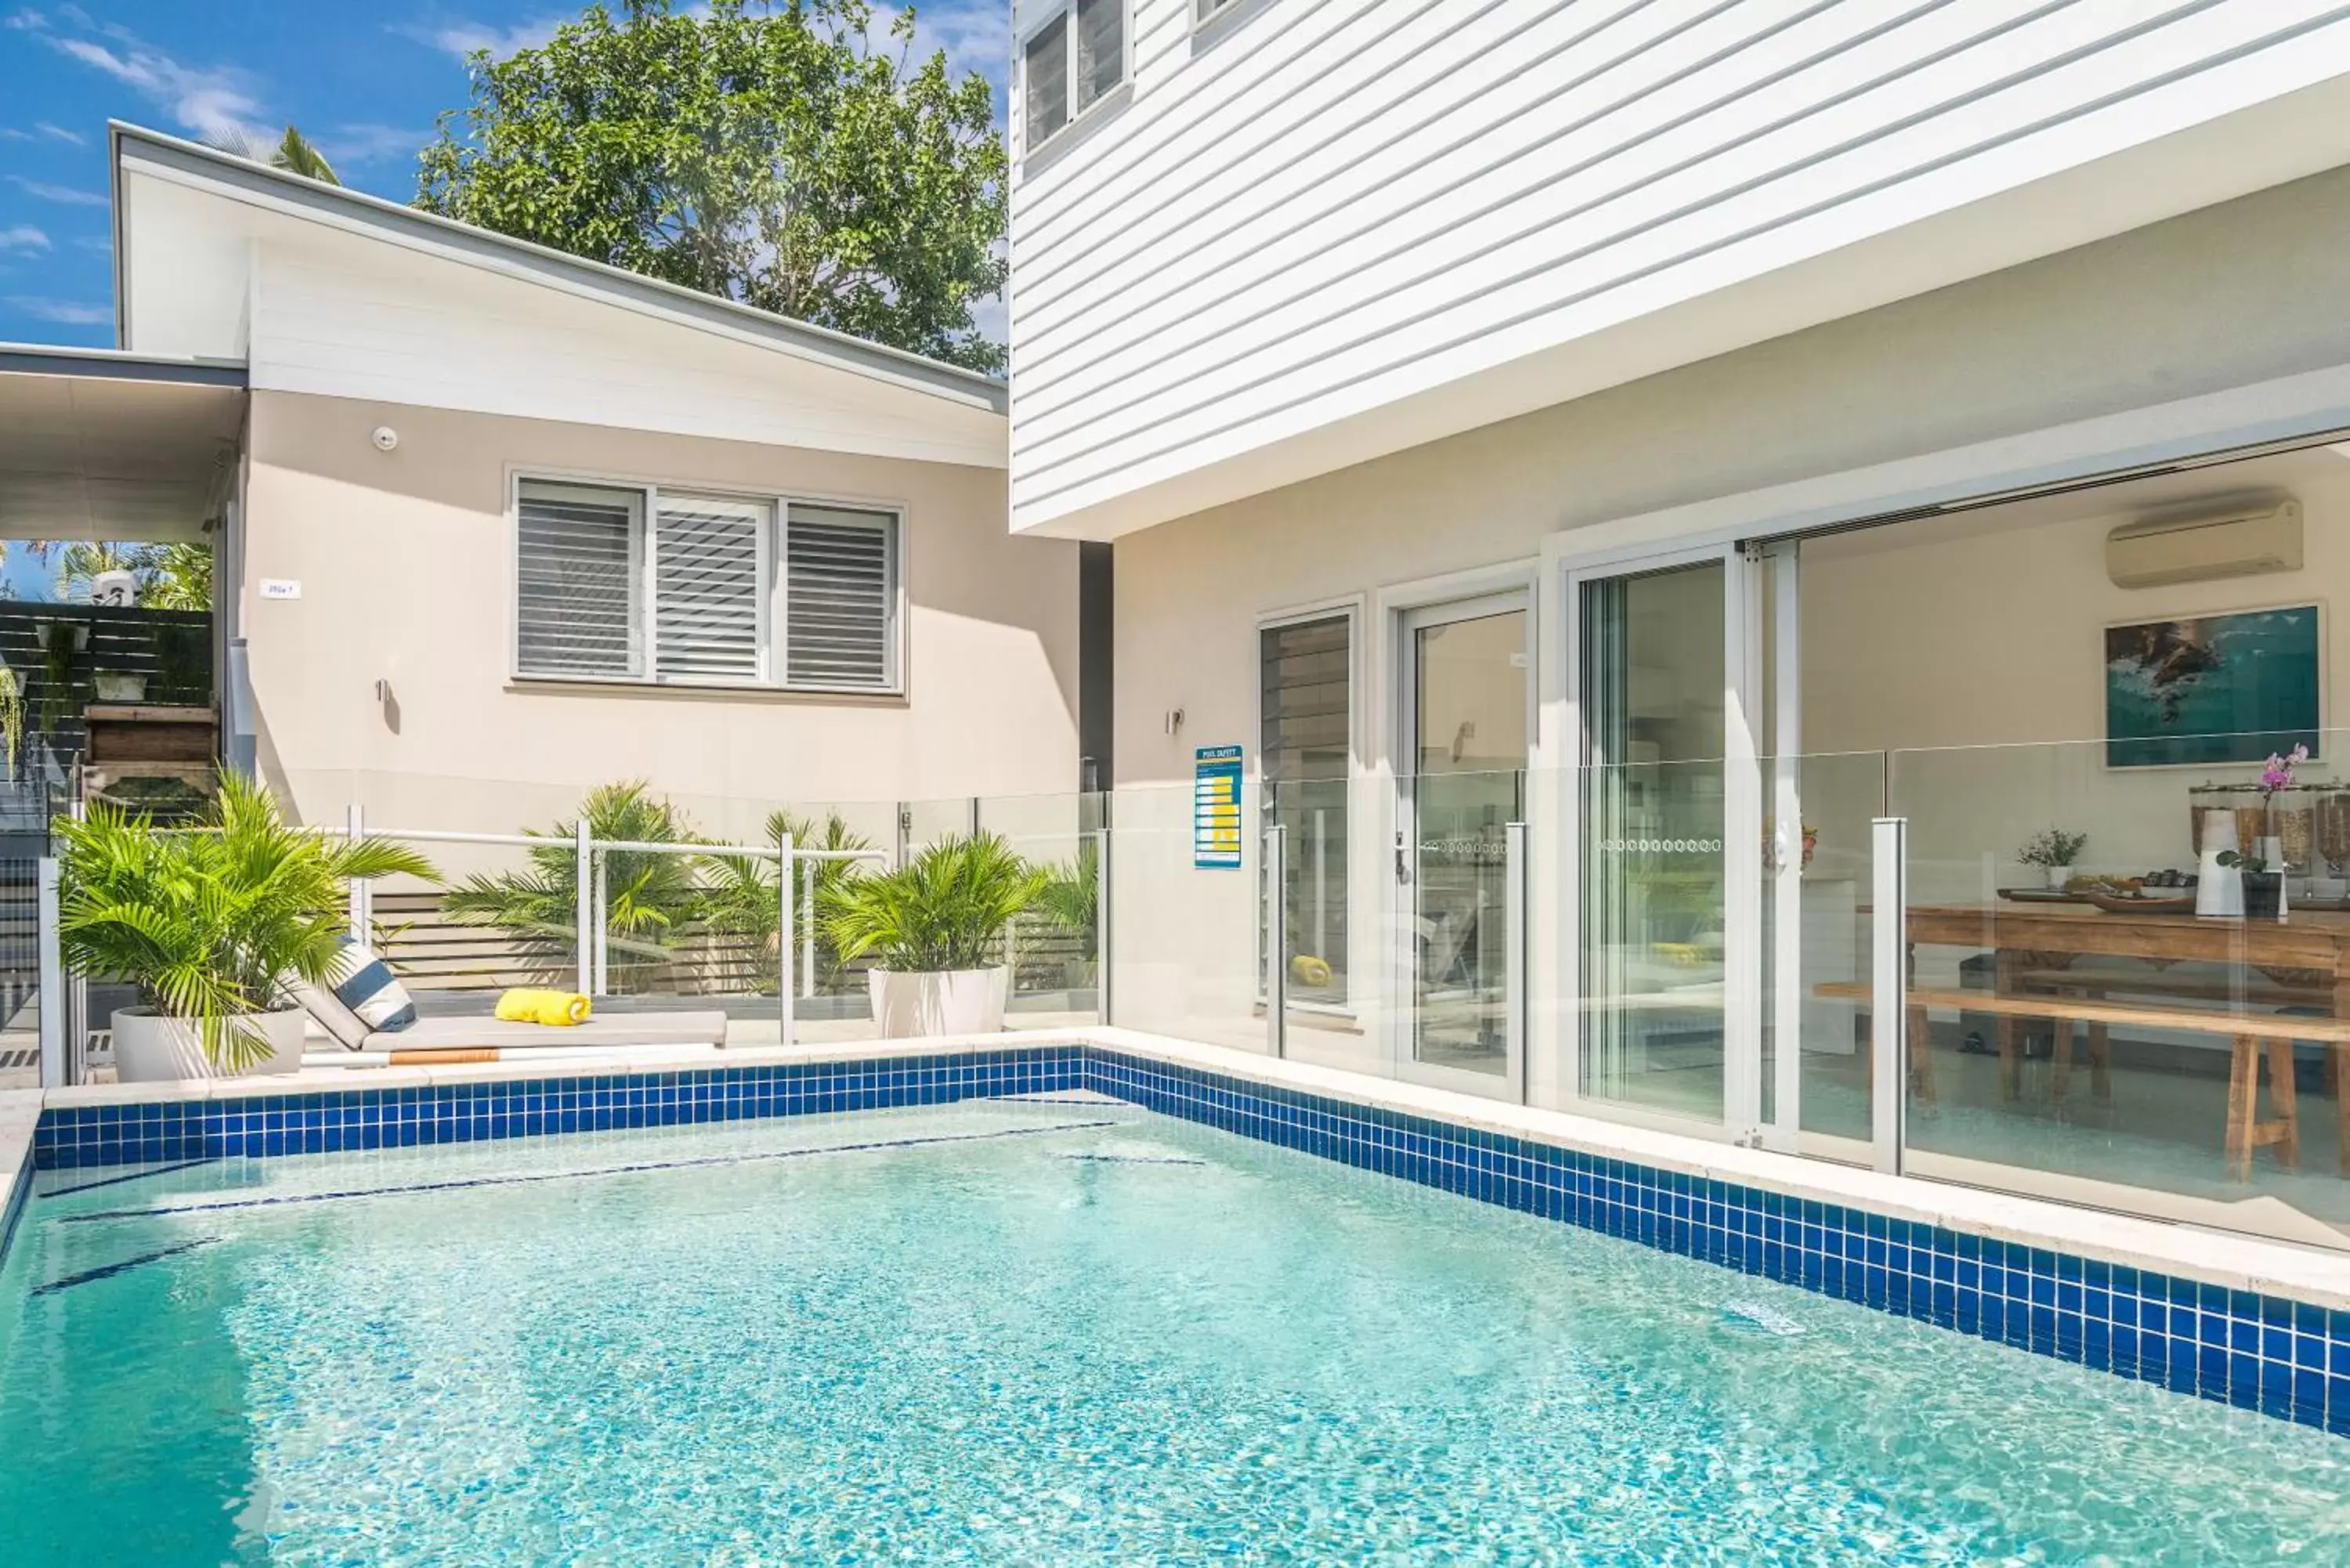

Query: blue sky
left=0, top=0, right=1010, bottom=349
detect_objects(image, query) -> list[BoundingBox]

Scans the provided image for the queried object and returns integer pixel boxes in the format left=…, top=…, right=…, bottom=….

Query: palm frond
left=823, top=832, right=1046, bottom=972
left=54, top=771, right=442, bottom=1070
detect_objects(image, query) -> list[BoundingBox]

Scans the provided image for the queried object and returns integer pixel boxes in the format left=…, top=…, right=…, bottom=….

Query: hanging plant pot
left=92, top=672, right=147, bottom=703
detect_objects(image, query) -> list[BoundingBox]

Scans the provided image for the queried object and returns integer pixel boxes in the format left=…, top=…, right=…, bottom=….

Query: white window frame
left=1255, top=598, right=1364, bottom=1021
left=1193, top=0, right=1268, bottom=36
left=508, top=469, right=907, bottom=697
left=1019, top=0, right=1130, bottom=158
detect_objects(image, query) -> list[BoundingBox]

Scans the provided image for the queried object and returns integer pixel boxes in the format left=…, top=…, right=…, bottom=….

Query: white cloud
left=5, top=295, right=110, bottom=324
left=39, top=27, right=272, bottom=144
left=2, top=9, right=44, bottom=30
left=317, top=122, right=428, bottom=168
left=0, top=226, right=51, bottom=252
left=394, top=13, right=569, bottom=61
left=0, top=128, right=27, bottom=142
left=6, top=175, right=107, bottom=206
left=877, top=0, right=1005, bottom=85
left=33, top=121, right=85, bottom=144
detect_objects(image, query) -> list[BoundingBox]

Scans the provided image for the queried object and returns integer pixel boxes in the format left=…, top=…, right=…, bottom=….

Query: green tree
left=45, top=540, right=211, bottom=609
left=209, top=125, right=341, bottom=184
left=139, top=543, right=213, bottom=612
left=415, top=0, right=1007, bottom=373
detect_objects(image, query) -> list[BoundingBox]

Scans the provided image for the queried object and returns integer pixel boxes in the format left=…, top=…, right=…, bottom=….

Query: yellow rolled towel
left=494, top=988, right=592, bottom=1026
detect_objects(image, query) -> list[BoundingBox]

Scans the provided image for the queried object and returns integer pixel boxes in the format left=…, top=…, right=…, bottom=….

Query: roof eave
left=108, top=121, right=1008, bottom=415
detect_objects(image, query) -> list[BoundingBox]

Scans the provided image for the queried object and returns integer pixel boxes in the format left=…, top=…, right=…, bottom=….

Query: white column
left=1871, top=816, right=1910, bottom=1174
left=573, top=820, right=592, bottom=995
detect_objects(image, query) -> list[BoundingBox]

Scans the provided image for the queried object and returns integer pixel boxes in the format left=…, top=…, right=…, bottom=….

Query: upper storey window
left=1022, top=0, right=1124, bottom=154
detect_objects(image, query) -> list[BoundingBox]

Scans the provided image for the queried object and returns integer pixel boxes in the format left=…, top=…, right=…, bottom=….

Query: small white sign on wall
left=259, top=579, right=302, bottom=601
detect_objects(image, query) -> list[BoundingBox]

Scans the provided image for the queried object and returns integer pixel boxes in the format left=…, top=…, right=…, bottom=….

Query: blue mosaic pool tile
left=20, top=1042, right=2350, bottom=1439
left=29, top=1047, right=1084, bottom=1171
left=1076, top=1050, right=2350, bottom=1441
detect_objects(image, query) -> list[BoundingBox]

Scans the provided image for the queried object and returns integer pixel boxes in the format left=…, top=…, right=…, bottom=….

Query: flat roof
left=0, top=342, right=246, bottom=388
left=0, top=350, right=244, bottom=544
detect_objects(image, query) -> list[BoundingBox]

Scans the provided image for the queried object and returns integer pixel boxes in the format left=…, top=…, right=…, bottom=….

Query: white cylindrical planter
left=866, top=966, right=1010, bottom=1039
left=111, top=1007, right=306, bottom=1082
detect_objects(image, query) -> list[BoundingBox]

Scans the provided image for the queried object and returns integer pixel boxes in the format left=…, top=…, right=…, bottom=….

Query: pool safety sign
left=1193, top=746, right=1244, bottom=869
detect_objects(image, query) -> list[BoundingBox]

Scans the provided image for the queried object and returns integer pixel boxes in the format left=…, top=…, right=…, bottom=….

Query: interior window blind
left=784, top=505, right=896, bottom=688
left=654, top=495, right=767, bottom=682
left=516, top=482, right=642, bottom=678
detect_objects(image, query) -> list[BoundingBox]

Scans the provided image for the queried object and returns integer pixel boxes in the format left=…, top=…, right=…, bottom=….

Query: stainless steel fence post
left=345, top=801, right=369, bottom=939
left=67, top=794, right=85, bottom=1082
left=591, top=851, right=609, bottom=995
left=798, top=859, right=816, bottom=1000
left=1506, top=820, right=1529, bottom=1104
left=778, top=833, right=796, bottom=1049
left=573, top=820, right=593, bottom=995
left=1265, top=822, right=1288, bottom=1058
left=37, top=856, right=63, bottom=1089
left=1871, top=816, right=1909, bottom=1175
left=1094, top=822, right=1112, bottom=1028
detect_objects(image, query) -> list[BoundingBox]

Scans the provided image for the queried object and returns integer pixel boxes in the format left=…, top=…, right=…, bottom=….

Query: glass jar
left=2189, top=782, right=2247, bottom=857
left=2319, top=786, right=2350, bottom=877
left=2271, top=785, right=2317, bottom=875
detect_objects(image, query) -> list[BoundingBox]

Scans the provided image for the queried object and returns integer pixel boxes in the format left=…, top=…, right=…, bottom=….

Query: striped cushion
left=329, top=939, right=415, bottom=1032
left=280, top=971, right=370, bottom=1050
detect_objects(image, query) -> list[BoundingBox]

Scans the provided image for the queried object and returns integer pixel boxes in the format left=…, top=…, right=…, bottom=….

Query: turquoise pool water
left=0, top=1094, right=2344, bottom=1564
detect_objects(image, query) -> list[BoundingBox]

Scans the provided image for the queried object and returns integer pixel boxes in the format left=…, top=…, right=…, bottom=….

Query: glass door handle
left=1394, top=830, right=1412, bottom=884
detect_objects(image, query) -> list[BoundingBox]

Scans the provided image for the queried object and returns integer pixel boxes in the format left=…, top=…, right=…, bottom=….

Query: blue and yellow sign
left=1193, top=745, right=1243, bottom=869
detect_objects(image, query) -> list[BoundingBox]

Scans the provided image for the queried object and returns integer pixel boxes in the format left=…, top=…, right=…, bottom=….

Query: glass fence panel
left=1891, top=734, right=2350, bottom=1248
left=901, top=796, right=979, bottom=860
left=980, top=789, right=1104, bottom=1029
left=1579, top=757, right=1727, bottom=1124
left=1267, top=773, right=1350, bottom=1011
left=1768, top=750, right=1882, bottom=1152
left=1104, top=780, right=1267, bottom=1055
left=1405, top=767, right=1522, bottom=1081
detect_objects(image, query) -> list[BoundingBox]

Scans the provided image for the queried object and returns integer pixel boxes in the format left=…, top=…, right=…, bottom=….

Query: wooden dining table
left=1906, top=901, right=2350, bottom=1014
left=1906, top=901, right=2350, bottom=1163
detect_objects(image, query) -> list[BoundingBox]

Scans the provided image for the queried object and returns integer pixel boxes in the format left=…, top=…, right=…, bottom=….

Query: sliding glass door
left=1572, top=550, right=1760, bottom=1130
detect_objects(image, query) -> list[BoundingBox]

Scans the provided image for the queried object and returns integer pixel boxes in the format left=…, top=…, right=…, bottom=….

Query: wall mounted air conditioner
left=2106, top=499, right=2302, bottom=589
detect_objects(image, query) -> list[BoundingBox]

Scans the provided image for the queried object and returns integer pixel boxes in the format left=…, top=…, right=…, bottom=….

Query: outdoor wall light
left=371, top=426, right=400, bottom=452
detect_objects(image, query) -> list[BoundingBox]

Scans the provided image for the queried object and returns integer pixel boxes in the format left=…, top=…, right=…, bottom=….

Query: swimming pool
left=1, top=1086, right=2344, bottom=1563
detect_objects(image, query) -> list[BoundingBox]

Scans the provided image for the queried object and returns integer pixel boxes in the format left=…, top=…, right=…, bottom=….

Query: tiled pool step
left=5, top=1038, right=2348, bottom=1438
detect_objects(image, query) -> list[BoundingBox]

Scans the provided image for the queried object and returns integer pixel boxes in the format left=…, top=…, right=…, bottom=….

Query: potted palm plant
left=442, top=781, right=702, bottom=991
left=825, top=833, right=1047, bottom=1038
left=54, top=771, right=436, bottom=1081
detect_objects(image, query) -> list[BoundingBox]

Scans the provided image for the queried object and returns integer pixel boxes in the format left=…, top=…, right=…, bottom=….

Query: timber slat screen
left=371, top=891, right=1092, bottom=998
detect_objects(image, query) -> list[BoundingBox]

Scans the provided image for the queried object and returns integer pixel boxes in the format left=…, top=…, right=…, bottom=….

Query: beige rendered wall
left=1112, top=161, right=2350, bottom=791
left=240, top=390, right=1076, bottom=836
left=1101, top=160, right=2350, bottom=1076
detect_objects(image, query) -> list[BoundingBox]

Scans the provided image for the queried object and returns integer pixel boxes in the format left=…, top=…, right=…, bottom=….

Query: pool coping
left=5, top=1024, right=2348, bottom=1314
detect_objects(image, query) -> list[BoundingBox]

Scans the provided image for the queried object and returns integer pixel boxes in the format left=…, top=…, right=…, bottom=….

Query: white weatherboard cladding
left=249, top=238, right=1000, bottom=468
left=1007, top=0, right=2350, bottom=535
left=118, top=161, right=1005, bottom=469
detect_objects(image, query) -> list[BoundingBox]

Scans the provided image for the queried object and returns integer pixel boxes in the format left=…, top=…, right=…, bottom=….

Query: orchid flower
left=2260, top=743, right=2311, bottom=795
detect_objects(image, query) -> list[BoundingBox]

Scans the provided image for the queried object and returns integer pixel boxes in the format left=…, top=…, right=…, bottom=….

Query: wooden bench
left=1817, top=981, right=2350, bottom=1180
left=2016, top=966, right=2345, bottom=1099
